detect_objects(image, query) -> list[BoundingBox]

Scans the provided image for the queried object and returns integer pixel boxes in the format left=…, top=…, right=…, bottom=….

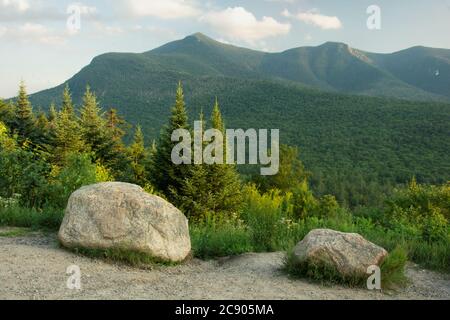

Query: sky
left=1, top=0, right=450, bottom=98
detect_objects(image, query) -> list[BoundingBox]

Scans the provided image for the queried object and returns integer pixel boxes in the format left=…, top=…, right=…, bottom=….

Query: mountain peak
left=184, top=32, right=217, bottom=44
left=319, top=41, right=350, bottom=49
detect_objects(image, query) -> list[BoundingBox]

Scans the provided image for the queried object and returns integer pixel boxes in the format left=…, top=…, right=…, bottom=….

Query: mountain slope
left=26, top=33, right=450, bottom=205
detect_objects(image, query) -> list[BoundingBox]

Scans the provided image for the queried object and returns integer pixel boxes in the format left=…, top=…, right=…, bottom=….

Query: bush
left=0, top=205, right=64, bottom=230
left=45, top=153, right=97, bottom=208
left=380, top=247, right=408, bottom=289
left=190, top=214, right=253, bottom=259
left=241, top=185, right=285, bottom=251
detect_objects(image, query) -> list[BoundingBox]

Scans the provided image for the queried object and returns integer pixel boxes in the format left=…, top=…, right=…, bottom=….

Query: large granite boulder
left=293, top=229, right=388, bottom=277
left=58, top=182, right=191, bottom=262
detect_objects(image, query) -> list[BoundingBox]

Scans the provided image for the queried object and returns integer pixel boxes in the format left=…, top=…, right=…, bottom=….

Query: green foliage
left=14, top=81, right=35, bottom=144
left=0, top=121, right=16, bottom=151
left=190, top=214, right=253, bottom=259
left=253, top=145, right=309, bottom=193
left=0, top=148, right=50, bottom=208
left=0, top=206, right=64, bottom=230
left=127, top=125, right=149, bottom=186
left=0, top=227, right=31, bottom=238
left=176, top=101, right=243, bottom=220
left=384, top=179, right=450, bottom=243
left=63, top=246, right=180, bottom=267
left=380, top=247, right=408, bottom=289
left=28, top=35, right=450, bottom=207
left=150, top=82, right=191, bottom=198
left=46, top=153, right=97, bottom=208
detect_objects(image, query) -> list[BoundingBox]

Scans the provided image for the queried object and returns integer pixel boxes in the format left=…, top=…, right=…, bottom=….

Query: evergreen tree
left=48, top=103, right=58, bottom=123
left=253, top=145, right=310, bottom=193
left=175, top=100, right=243, bottom=219
left=79, top=86, right=111, bottom=162
left=150, top=82, right=190, bottom=199
left=0, top=99, right=16, bottom=129
left=62, top=84, right=75, bottom=115
left=103, top=108, right=130, bottom=177
left=128, top=125, right=148, bottom=186
left=205, top=99, right=243, bottom=216
left=14, top=81, right=35, bottom=144
left=52, top=88, right=85, bottom=164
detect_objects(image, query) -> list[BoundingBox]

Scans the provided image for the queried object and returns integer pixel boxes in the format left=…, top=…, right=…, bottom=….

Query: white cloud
left=123, top=0, right=201, bottom=19
left=93, top=22, right=124, bottom=36
left=0, top=0, right=30, bottom=12
left=283, top=9, right=342, bottom=30
left=0, top=26, right=7, bottom=37
left=2, top=23, right=66, bottom=45
left=200, top=7, right=291, bottom=44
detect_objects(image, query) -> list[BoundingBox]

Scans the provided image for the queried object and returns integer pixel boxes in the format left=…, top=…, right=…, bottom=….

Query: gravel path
left=0, top=230, right=449, bottom=300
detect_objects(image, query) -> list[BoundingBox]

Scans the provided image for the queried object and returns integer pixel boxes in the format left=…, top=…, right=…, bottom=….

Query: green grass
left=62, top=246, right=182, bottom=268
left=0, top=227, right=31, bottom=237
left=0, top=206, right=64, bottom=231
left=380, top=247, right=409, bottom=289
left=190, top=220, right=253, bottom=259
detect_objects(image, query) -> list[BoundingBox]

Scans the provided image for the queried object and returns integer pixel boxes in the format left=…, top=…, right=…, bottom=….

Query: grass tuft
left=283, top=245, right=408, bottom=289
left=62, top=245, right=182, bottom=268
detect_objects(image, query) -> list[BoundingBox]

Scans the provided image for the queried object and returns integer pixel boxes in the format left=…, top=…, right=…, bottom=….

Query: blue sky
left=1, top=0, right=450, bottom=98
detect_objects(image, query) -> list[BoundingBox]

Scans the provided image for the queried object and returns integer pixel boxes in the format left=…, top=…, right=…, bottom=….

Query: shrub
left=0, top=205, right=64, bottom=230
left=190, top=213, right=253, bottom=259
left=380, top=247, right=408, bottom=289
left=241, top=185, right=285, bottom=251
left=45, top=153, right=97, bottom=208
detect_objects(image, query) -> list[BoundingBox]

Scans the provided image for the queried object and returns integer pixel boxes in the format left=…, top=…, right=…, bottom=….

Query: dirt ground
left=0, top=229, right=449, bottom=300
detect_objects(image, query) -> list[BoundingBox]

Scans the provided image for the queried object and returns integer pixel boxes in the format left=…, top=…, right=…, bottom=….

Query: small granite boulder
left=293, top=229, right=388, bottom=277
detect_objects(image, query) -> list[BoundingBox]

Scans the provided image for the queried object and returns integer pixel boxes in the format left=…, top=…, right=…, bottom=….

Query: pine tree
left=0, top=99, right=16, bottom=129
left=62, top=84, right=75, bottom=115
left=52, top=88, right=85, bottom=165
left=48, top=103, right=58, bottom=123
left=128, top=125, right=148, bottom=186
left=150, top=82, right=191, bottom=199
left=103, top=108, right=130, bottom=177
left=79, top=86, right=110, bottom=161
left=176, top=100, right=243, bottom=219
left=202, top=100, right=242, bottom=217
left=14, top=81, right=35, bottom=144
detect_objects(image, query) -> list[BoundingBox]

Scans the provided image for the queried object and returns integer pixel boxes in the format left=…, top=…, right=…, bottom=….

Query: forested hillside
left=18, top=33, right=450, bottom=206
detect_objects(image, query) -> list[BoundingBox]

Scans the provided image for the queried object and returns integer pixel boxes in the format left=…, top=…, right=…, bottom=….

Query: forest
left=0, top=82, right=449, bottom=279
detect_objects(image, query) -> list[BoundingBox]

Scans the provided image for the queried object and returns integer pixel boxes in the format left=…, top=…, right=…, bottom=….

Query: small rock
left=293, top=229, right=388, bottom=277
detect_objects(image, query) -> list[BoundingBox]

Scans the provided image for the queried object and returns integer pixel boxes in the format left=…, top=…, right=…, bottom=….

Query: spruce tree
left=79, top=86, right=111, bottom=162
left=14, top=81, right=35, bottom=144
left=103, top=108, right=130, bottom=177
left=150, top=82, right=190, bottom=200
left=207, top=99, right=243, bottom=216
left=52, top=88, right=85, bottom=165
left=128, top=125, right=148, bottom=186
left=175, top=100, right=243, bottom=219
left=48, top=103, right=58, bottom=123
left=62, top=84, right=75, bottom=115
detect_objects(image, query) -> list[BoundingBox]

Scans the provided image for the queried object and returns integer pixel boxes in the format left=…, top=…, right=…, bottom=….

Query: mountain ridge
left=27, top=33, right=450, bottom=104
